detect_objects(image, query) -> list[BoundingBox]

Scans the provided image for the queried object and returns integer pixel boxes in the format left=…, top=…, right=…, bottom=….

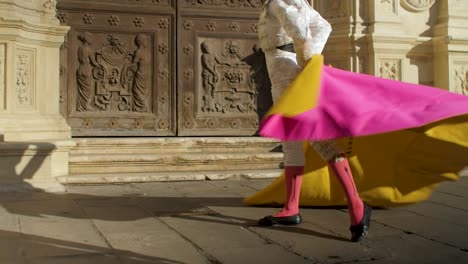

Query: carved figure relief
left=75, top=32, right=152, bottom=113
left=454, top=65, right=468, bottom=95
left=131, top=34, right=151, bottom=112
left=401, top=0, right=436, bottom=12
left=199, top=40, right=257, bottom=114
left=76, top=32, right=98, bottom=111
left=200, top=41, right=220, bottom=112
left=58, top=3, right=175, bottom=136
left=379, top=59, right=401, bottom=80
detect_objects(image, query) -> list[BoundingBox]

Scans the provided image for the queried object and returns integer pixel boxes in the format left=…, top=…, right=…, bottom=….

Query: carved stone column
left=433, top=0, right=468, bottom=93
left=0, top=0, right=74, bottom=191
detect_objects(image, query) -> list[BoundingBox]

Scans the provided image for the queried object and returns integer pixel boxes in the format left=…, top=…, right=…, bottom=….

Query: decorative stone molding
left=400, top=0, right=436, bottom=12
left=184, top=0, right=264, bottom=8
left=16, top=48, right=35, bottom=107
left=43, top=0, right=56, bottom=11
left=0, top=44, right=5, bottom=111
left=378, top=59, right=402, bottom=80
left=454, top=64, right=468, bottom=95
left=381, top=0, right=397, bottom=14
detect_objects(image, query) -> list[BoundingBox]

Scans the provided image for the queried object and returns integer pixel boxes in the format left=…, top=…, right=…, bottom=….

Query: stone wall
left=314, top=0, right=468, bottom=93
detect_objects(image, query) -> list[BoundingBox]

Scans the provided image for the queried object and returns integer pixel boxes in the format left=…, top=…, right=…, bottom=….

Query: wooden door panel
left=57, top=0, right=176, bottom=136
left=58, top=0, right=271, bottom=137
left=178, top=1, right=271, bottom=136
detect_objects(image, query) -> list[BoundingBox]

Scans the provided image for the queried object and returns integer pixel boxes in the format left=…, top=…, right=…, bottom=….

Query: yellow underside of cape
left=244, top=115, right=468, bottom=207
left=265, top=55, right=323, bottom=117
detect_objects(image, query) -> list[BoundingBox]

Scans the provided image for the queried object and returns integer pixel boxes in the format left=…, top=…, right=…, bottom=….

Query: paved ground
left=0, top=177, right=467, bottom=264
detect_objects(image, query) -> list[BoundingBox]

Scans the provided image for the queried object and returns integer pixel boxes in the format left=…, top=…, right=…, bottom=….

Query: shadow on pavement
left=0, top=191, right=349, bottom=243
left=0, top=230, right=185, bottom=263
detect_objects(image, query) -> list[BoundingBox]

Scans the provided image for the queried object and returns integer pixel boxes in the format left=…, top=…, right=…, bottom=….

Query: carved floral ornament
left=400, top=0, right=436, bottom=12
left=43, top=0, right=57, bottom=10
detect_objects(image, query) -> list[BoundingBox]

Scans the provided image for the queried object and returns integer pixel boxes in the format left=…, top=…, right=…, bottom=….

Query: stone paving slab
left=435, top=181, right=468, bottom=198
left=161, top=214, right=309, bottom=263
left=82, top=206, right=207, bottom=264
left=428, top=191, right=468, bottom=212
left=210, top=206, right=371, bottom=263
left=0, top=178, right=466, bottom=263
left=373, top=209, right=468, bottom=250
left=362, top=224, right=468, bottom=264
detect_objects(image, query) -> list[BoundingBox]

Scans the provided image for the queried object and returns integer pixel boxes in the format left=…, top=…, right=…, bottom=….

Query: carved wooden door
left=178, top=1, right=270, bottom=136
left=57, top=0, right=271, bottom=136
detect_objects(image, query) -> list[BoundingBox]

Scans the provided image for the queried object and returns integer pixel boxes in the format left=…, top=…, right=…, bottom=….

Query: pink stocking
left=328, top=158, right=364, bottom=226
left=274, top=166, right=304, bottom=217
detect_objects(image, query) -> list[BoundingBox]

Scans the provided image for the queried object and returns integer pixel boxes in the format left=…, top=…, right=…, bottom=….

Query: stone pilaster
left=433, top=0, right=468, bottom=93
left=371, top=0, right=437, bottom=85
left=318, top=0, right=438, bottom=87
left=0, top=0, right=74, bottom=191
left=0, top=0, right=71, bottom=140
left=314, top=0, right=362, bottom=72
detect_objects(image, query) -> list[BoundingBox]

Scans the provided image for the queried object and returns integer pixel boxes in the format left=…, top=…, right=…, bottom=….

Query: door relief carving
left=179, top=2, right=271, bottom=135
left=76, top=33, right=152, bottom=113
left=200, top=41, right=257, bottom=114
left=58, top=0, right=267, bottom=136
left=58, top=0, right=175, bottom=136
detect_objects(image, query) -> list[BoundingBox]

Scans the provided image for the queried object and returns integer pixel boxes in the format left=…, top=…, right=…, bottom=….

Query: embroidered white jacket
left=258, top=0, right=331, bottom=67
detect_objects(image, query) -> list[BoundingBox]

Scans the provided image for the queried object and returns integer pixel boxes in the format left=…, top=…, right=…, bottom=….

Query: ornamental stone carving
left=75, top=32, right=152, bottom=113
left=454, top=65, right=468, bottom=95
left=83, top=14, right=95, bottom=24
left=401, top=0, right=436, bottom=12
left=378, top=59, right=401, bottom=80
left=16, top=49, right=35, bottom=106
left=381, top=0, right=397, bottom=14
left=199, top=40, right=257, bottom=114
left=0, top=44, right=4, bottom=110
left=43, top=0, right=57, bottom=11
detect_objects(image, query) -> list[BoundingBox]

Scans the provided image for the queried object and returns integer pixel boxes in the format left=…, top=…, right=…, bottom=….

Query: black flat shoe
left=258, top=214, right=302, bottom=226
left=350, top=202, right=372, bottom=242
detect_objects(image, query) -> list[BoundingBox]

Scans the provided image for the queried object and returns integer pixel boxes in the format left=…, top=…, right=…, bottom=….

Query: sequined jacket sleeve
left=269, top=0, right=332, bottom=67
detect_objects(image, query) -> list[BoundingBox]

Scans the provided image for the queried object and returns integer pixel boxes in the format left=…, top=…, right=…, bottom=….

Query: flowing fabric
left=244, top=55, right=468, bottom=207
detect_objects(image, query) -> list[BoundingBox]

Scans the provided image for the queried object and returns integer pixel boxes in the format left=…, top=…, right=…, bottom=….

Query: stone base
left=58, top=169, right=282, bottom=185
left=65, top=137, right=283, bottom=185
left=0, top=115, right=71, bottom=142
left=0, top=140, right=75, bottom=192
left=0, top=179, right=66, bottom=193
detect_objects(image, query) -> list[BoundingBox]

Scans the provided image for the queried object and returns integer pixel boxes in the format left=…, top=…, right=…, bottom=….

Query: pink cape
left=260, top=61, right=468, bottom=141
left=246, top=56, right=468, bottom=207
